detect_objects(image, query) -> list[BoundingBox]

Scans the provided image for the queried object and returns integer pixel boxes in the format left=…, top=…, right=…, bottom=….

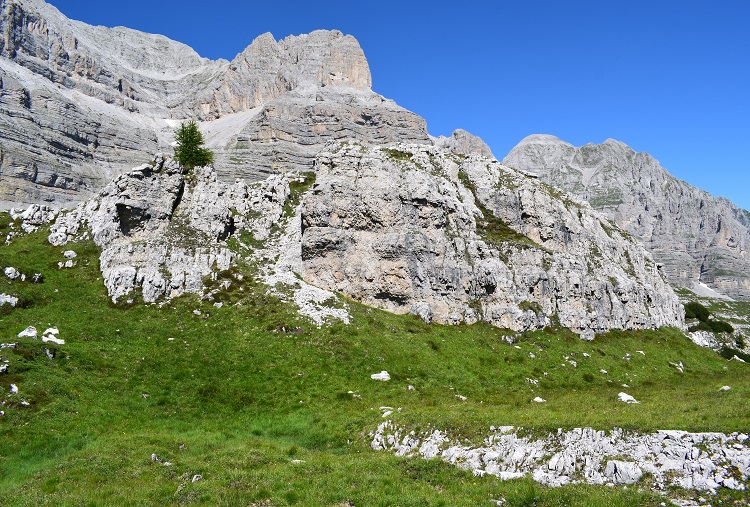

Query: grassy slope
left=0, top=224, right=748, bottom=506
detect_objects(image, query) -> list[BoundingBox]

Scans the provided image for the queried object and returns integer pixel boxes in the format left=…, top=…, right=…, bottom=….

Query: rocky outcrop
left=504, top=135, right=750, bottom=300
left=300, top=143, right=683, bottom=337
left=0, top=0, right=429, bottom=207
left=46, top=155, right=352, bottom=325
left=372, top=422, right=750, bottom=493
left=48, top=155, right=285, bottom=302
left=46, top=143, right=683, bottom=337
left=434, top=129, right=495, bottom=159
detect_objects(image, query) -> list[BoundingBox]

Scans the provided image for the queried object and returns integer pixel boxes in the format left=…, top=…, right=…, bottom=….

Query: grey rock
left=372, top=422, right=750, bottom=493
left=1, top=1, right=429, bottom=207
left=48, top=155, right=288, bottom=303
left=434, top=129, right=495, bottom=159
left=604, top=460, right=642, bottom=484
left=301, top=142, right=683, bottom=336
left=504, top=135, right=750, bottom=300
left=46, top=142, right=684, bottom=335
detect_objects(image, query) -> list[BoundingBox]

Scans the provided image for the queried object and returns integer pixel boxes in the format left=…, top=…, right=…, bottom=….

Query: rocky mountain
left=504, top=135, right=750, bottom=300
left=1, top=0, right=688, bottom=337
left=46, top=143, right=683, bottom=338
left=0, top=0, right=429, bottom=207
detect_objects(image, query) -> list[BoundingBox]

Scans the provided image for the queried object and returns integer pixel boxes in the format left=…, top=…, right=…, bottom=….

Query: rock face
left=46, top=154, right=353, bottom=325
left=47, top=143, right=683, bottom=337
left=48, top=155, right=287, bottom=303
left=0, top=0, right=429, bottom=207
left=504, top=135, right=750, bottom=300
left=434, top=129, right=495, bottom=159
left=301, top=143, right=683, bottom=337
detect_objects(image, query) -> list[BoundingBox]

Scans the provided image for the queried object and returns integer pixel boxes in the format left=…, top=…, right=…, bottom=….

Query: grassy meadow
left=0, top=221, right=749, bottom=506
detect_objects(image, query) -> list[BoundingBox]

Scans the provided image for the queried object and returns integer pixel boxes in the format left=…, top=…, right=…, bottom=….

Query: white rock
left=0, top=294, right=18, bottom=306
left=10, top=384, right=18, bottom=394
left=532, top=397, right=547, bottom=403
left=719, top=385, right=731, bottom=391
left=4, top=267, right=19, bottom=280
left=617, top=392, right=640, bottom=404
left=42, top=335, right=65, bottom=345
left=604, top=460, right=643, bottom=484
left=18, top=326, right=37, bottom=339
left=370, top=371, right=390, bottom=381
left=63, top=250, right=77, bottom=259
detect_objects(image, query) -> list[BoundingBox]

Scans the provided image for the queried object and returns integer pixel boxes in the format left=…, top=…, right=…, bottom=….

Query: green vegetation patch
left=0, top=220, right=748, bottom=505
left=457, top=169, right=541, bottom=250
left=685, top=301, right=735, bottom=334
left=282, top=172, right=316, bottom=219
left=382, top=147, right=413, bottom=164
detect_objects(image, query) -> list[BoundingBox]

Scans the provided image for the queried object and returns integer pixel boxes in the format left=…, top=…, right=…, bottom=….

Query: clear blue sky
left=48, top=0, right=750, bottom=211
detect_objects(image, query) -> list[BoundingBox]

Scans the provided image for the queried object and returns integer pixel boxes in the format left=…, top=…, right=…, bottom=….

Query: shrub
left=684, top=302, right=710, bottom=322
left=708, top=319, right=734, bottom=334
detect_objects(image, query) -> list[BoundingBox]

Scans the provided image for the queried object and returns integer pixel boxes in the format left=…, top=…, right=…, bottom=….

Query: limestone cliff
left=48, top=145, right=684, bottom=338
left=504, top=135, right=750, bottom=300
left=302, top=143, right=683, bottom=337
left=0, top=0, right=428, bottom=207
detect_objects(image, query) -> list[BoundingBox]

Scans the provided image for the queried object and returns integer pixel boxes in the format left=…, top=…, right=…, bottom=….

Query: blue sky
left=48, top=0, right=749, bottom=210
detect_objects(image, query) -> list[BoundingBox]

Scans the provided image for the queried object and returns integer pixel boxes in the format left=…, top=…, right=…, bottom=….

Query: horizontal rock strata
left=1, top=0, right=429, bottom=206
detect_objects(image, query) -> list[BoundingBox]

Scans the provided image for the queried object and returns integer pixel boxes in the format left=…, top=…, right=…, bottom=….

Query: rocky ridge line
left=1, top=0, right=430, bottom=207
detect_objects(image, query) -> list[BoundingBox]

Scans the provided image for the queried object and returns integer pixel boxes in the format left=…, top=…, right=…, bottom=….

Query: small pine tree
left=173, top=120, right=214, bottom=170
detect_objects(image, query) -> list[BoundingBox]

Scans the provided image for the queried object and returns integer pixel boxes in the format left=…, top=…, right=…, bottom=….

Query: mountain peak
left=231, top=29, right=372, bottom=97
left=516, top=134, right=569, bottom=146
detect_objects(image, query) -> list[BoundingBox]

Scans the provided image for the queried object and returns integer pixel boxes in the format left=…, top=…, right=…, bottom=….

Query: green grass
left=0, top=226, right=748, bottom=505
